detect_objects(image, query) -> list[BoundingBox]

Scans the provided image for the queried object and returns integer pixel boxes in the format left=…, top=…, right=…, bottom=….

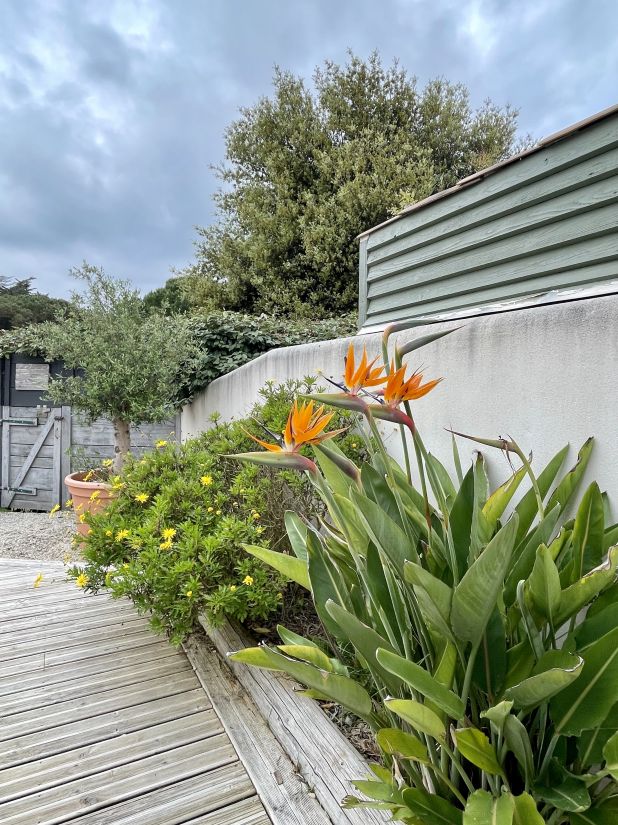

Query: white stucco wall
left=181, top=295, right=618, bottom=517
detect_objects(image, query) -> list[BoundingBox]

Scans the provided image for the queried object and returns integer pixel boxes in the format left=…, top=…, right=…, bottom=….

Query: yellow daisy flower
left=75, top=573, right=90, bottom=588
left=207, top=506, right=214, bottom=513
left=115, top=529, right=130, bottom=541
left=230, top=585, right=237, bottom=592
left=252, top=512, right=261, bottom=520
left=65, top=498, right=73, bottom=508
left=161, top=528, right=177, bottom=540
left=105, top=529, right=113, bottom=537
left=159, top=539, right=172, bottom=550
left=156, top=440, right=168, bottom=448
left=200, top=474, right=213, bottom=486
left=48, top=504, right=60, bottom=517
left=134, top=492, right=149, bottom=503
left=89, top=489, right=101, bottom=501
left=78, top=513, right=87, bottom=524
left=242, top=575, right=254, bottom=586
left=186, top=590, right=193, bottom=598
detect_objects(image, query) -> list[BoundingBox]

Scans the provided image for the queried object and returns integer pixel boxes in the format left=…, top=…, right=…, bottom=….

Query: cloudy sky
left=1, top=0, right=616, bottom=298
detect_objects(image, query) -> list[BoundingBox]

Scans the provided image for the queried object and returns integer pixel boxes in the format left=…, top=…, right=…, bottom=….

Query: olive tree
left=38, top=264, right=195, bottom=472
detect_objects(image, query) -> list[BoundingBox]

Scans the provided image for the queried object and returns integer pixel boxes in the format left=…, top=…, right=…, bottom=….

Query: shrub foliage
left=71, top=379, right=365, bottom=644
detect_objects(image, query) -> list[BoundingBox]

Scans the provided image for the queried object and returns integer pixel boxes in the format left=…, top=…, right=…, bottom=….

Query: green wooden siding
left=358, top=109, right=618, bottom=330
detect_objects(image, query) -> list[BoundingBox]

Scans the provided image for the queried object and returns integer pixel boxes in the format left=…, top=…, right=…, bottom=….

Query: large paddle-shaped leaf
left=385, top=699, right=446, bottom=741
left=229, top=645, right=373, bottom=720
left=512, top=793, right=544, bottom=824
left=403, top=788, right=463, bottom=825
left=545, top=437, right=594, bottom=515
left=504, top=650, right=583, bottom=709
left=571, top=481, right=605, bottom=582
left=526, top=543, right=561, bottom=623
left=551, top=625, right=618, bottom=735
left=463, top=790, right=513, bottom=825
left=570, top=799, right=618, bottom=824
left=451, top=515, right=519, bottom=647
left=553, top=545, right=618, bottom=627
left=454, top=727, right=504, bottom=776
left=514, top=444, right=569, bottom=543
left=377, top=648, right=465, bottom=719
left=242, top=544, right=310, bottom=590
left=325, top=600, right=403, bottom=693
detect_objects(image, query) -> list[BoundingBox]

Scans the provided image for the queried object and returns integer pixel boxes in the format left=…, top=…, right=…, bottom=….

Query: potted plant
left=36, top=263, right=196, bottom=528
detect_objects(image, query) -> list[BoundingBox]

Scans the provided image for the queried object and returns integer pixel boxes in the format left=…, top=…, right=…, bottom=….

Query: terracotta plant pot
left=64, top=472, right=114, bottom=536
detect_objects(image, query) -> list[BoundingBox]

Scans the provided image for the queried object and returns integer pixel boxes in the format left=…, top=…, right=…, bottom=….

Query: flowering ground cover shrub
left=231, top=329, right=618, bottom=824
left=69, top=378, right=365, bottom=644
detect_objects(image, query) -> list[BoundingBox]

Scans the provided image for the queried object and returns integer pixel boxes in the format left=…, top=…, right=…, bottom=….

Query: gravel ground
left=0, top=511, right=79, bottom=562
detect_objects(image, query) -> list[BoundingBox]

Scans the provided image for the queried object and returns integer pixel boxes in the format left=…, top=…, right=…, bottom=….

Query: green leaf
left=451, top=515, right=519, bottom=646
left=404, top=561, right=453, bottom=639
left=385, top=699, right=446, bottom=741
left=579, top=702, right=618, bottom=766
left=511, top=792, right=544, bottom=825
left=504, top=506, right=561, bottom=607
left=351, top=488, right=420, bottom=573
left=535, top=777, right=590, bottom=812
left=426, top=453, right=457, bottom=509
left=455, top=727, right=504, bottom=776
left=314, top=442, right=360, bottom=495
left=503, top=715, right=534, bottom=787
left=277, top=644, right=343, bottom=673
left=277, top=625, right=318, bottom=648
left=361, top=463, right=402, bottom=526
left=229, top=645, right=373, bottom=720
left=570, top=798, right=618, bottom=824
left=325, top=601, right=403, bottom=693
left=514, top=444, right=568, bottom=544
left=242, top=544, right=310, bottom=590
left=376, top=728, right=430, bottom=763
left=483, top=466, right=527, bottom=531
left=481, top=700, right=514, bottom=731
left=553, top=546, right=618, bottom=627
left=504, top=652, right=583, bottom=709
left=472, top=607, right=507, bottom=696
left=602, top=729, right=618, bottom=780
left=571, top=482, right=605, bottom=582
left=463, top=790, right=513, bottom=825
left=377, top=649, right=465, bottom=719
left=526, top=543, right=561, bottom=623
left=449, top=464, right=475, bottom=581
left=285, top=510, right=308, bottom=561
left=402, top=788, right=463, bottom=825
left=305, top=528, right=352, bottom=636
left=551, top=625, right=618, bottom=735
left=574, top=602, right=618, bottom=650
left=546, top=438, right=594, bottom=515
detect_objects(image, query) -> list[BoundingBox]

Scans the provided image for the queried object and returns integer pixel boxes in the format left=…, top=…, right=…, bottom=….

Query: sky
left=0, top=0, right=616, bottom=298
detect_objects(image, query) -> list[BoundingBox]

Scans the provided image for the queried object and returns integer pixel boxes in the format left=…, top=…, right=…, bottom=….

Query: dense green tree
left=183, top=52, right=525, bottom=317
left=0, top=277, right=67, bottom=330
left=143, top=276, right=191, bottom=315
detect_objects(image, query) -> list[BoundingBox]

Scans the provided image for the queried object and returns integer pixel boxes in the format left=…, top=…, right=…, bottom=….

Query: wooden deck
left=0, top=558, right=271, bottom=825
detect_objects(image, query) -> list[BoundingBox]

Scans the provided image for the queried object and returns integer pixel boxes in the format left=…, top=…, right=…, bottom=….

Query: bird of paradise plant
left=229, top=322, right=618, bottom=825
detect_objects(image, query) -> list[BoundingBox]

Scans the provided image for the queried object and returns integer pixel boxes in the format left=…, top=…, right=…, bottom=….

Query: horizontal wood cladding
left=360, top=112, right=618, bottom=328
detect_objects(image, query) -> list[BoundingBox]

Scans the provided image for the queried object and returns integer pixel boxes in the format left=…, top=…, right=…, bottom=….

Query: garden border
left=198, top=615, right=390, bottom=825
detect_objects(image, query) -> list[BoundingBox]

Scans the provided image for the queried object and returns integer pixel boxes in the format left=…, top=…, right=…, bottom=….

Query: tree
left=37, top=264, right=196, bottom=472
left=0, top=276, right=67, bottom=330
left=143, top=276, right=191, bottom=315
left=183, top=52, right=525, bottom=318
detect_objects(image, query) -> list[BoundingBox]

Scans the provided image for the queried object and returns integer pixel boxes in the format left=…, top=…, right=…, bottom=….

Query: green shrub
left=178, top=310, right=357, bottom=401
left=70, top=378, right=365, bottom=644
left=231, top=331, right=618, bottom=824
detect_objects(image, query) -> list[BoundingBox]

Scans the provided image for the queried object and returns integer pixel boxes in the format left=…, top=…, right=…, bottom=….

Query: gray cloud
left=0, top=0, right=616, bottom=297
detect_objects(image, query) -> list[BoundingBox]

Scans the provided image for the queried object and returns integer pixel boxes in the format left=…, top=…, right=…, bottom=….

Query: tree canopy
left=0, top=277, right=67, bottom=330
left=37, top=264, right=196, bottom=469
left=182, top=52, right=525, bottom=318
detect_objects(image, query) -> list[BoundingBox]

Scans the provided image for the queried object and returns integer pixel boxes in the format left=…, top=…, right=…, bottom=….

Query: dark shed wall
left=359, top=109, right=618, bottom=330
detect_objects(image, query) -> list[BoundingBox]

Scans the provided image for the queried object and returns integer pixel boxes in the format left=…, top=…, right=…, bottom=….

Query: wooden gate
left=0, top=354, right=177, bottom=512
left=0, top=405, right=71, bottom=511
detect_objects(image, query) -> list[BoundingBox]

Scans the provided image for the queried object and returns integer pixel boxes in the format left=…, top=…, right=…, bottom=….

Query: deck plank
left=0, top=558, right=274, bottom=825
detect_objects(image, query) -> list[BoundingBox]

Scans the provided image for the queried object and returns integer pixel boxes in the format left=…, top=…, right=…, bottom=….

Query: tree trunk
left=112, top=418, right=131, bottom=474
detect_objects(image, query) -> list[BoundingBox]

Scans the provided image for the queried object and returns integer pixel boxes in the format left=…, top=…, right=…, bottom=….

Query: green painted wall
left=358, top=110, right=618, bottom=330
